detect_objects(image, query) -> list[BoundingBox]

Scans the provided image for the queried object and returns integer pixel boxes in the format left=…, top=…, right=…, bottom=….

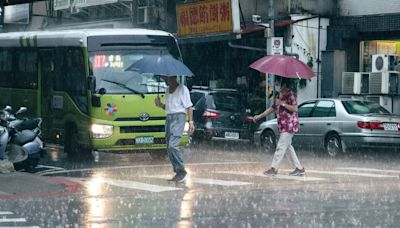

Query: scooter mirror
left=16, top=107, right=27, bottom=115
left=4, top=106, right=12, bottom=112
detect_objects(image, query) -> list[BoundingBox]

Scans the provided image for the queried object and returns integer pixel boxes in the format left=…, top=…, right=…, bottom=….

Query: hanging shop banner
left=177, top=0, right=240, bottom=37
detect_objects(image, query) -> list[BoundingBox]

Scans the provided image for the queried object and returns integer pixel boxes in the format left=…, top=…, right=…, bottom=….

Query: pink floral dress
left=272, top=91, right=299, bottom=133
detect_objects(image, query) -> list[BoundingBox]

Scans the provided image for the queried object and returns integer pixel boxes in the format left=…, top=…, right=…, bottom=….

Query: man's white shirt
left=165, top=85, right=193, bottom=114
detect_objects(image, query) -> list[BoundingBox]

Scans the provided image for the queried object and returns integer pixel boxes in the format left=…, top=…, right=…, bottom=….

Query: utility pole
left=265, top=0, right=275, bottom=116
left=268, top=0, right=274, bottom=38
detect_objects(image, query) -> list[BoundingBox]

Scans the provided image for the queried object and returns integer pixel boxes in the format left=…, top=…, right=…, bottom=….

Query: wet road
left=1, top=142, right=400, bottom=227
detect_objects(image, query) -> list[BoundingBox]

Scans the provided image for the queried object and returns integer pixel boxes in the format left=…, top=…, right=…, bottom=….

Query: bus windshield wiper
left=101, top=79, right=145, bottom=98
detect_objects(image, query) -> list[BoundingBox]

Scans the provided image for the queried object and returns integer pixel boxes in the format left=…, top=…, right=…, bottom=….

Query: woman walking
left=252, top=77, right=305, bottom=176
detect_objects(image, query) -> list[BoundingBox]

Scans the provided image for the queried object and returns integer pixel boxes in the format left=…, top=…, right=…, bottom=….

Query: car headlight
left=183, top=122, right=190, bottom=135
left=91, top=124, right=113, bottom=138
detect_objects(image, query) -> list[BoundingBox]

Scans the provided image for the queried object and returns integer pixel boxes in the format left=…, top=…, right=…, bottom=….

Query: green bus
left=0, top=29, right=190, bottom=158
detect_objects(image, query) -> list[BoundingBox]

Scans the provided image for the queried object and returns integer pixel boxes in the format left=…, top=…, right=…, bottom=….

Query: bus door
left=39, top=49, right=56, bottom=138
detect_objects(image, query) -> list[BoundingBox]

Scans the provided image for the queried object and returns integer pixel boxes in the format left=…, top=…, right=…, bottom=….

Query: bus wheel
left=149, top=150, right=167, bottom=160
left=65, top=125, right=91, bottom=159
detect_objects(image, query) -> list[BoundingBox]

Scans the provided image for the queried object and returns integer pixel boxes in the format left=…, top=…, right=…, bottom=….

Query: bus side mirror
left=91, top=88, right=105, bottom=108
left=88, top=76, right=96, bottom=93
left=92, top=95, right=101, bottom=107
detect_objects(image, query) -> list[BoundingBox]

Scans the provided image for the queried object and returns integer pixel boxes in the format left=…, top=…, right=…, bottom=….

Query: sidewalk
left=0, top=161, right=79, bottom=198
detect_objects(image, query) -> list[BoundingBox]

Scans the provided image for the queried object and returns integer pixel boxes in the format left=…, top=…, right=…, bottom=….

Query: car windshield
left=89, top=50, right=168, bottom=94
left=342, top=100, right=391, bottom=114
left=207, top=92, right=246, bottom=112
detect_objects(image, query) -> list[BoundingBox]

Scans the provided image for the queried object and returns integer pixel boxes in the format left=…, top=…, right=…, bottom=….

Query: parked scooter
left=0, top=106, right=46, bottom=172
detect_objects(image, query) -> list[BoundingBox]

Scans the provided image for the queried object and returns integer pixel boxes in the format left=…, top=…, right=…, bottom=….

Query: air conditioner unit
left=366, top=95, right=380, bottom=104
left=366, top=96, right=393, bottom=113
left=137, top=6, right=150, bottom=24
left=341, top=72, right=369, bottom=94
left=372, top=54, right=397, bottom=72
left=379, top=96, right=393, bottom=113
left=369, top=71, right=400, bottom=94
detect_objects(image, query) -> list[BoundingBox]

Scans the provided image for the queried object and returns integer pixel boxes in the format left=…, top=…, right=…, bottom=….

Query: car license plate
left=135, top=136, right=154, bottom=144
left=224, top=131, right=239, bottom=139
left=383, top=123, right=398, bottom=131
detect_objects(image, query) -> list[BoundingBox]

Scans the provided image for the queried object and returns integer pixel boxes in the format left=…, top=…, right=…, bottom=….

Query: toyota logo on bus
left=139, top=113, right=150, bottom=121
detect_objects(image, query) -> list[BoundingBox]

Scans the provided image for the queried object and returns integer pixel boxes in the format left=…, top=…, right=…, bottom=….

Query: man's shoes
left=289, top=167, right=305, bottom=176
left=168, top=174, right=179, bottom=181
left=263, top=167, right=278, bottom=176
left=175, top=171, right=187, bottom=183
left=169, top=171, right=187, bottom=182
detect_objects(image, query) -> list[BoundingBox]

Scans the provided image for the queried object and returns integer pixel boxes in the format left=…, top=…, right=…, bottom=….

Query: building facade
left=324, top=0, right=400, bottom=114
left=7, top=0, right=400, bottom=113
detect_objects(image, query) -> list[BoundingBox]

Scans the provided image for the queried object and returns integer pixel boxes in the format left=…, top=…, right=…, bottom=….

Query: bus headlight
left=91, top=124, right=113, bottom=138
left=183, top=122, right=190, bottom=135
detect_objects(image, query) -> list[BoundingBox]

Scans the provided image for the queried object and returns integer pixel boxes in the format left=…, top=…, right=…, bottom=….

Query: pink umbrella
left=249, top=55, right=316, bottom=79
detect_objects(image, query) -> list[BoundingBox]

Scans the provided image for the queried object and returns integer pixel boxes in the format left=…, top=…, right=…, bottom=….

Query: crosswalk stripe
left=67, top=177, right=182, bottom=193
left=216, top=171, right=327, bottom=181
left=0, top=212, right=13, bottom=215
left=102, top=179, right=182, bottom=193
left=0, top=218, right=27, bottom=222
left=38, top=162, right=260, bottom=176
left=190, top=178, right=251, bottom=186
left=146, top=175, right=252, bottom=186
left=0, top=227, right=40, bottom=228
left=281, top=169, right=398, bottom=178
left=337, top=167, right=400, bottom=174
left=0, top=192, right=12, bottom=195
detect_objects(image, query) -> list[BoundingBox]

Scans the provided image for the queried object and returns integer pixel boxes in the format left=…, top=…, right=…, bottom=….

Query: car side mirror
left=186, top=78, right=193, bottom=91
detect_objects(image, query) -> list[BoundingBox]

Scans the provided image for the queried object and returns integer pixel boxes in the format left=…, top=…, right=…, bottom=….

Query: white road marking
left=0, top=212, right=40, bottom=228
left=0, top=192, right=12, bottom=195
left=0, top=212, right=13, bottom=215
left=0, top=218, right=26, bottom=223
left=281, top=169, right=398, bottom=178
left=35, top=165, right=65, bottom=175
left=36, top=165, right=64, bottom=170
left=216, top=171, right=327, bottom=181
left=0, top=227, right=40, bottom=228
left=67, top=177, right=182, bottom=193
left=147, top=175, right=252, bottom=186
left=39, top=161, right=260, bottom=176
left=102, top=179, right=182, bottom=193
left=337, top=167, right=400, bottom=174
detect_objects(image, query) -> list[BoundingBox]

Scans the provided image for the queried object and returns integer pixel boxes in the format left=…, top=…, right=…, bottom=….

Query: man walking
left=155, top=76, right=194, bottom=182
left=252, top=77, right=305, bottom=176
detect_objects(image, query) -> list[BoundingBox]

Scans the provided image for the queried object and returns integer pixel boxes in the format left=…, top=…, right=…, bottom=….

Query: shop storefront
left=326, top=14, right=400, bottom=114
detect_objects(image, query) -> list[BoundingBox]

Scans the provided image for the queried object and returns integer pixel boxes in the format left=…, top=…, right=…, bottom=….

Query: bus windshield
left=89, top=50, right=169, bottom=95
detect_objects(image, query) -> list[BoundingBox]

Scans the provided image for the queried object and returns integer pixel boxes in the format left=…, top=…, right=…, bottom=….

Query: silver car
left=254, top=98, right=400, bottom=157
